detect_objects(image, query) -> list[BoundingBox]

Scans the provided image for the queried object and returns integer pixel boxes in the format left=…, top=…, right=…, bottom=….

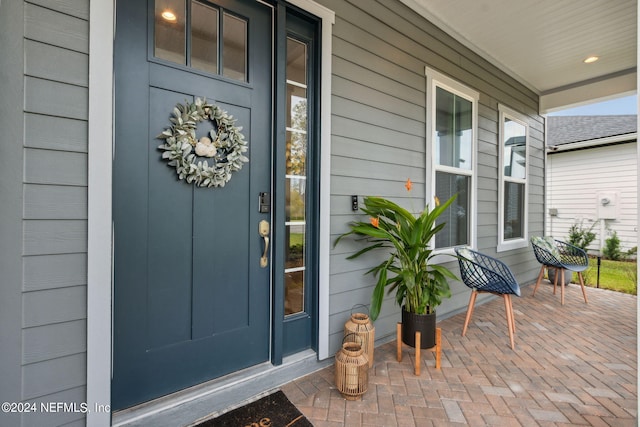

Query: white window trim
left=497, top=104, right=529, bottom=252
left=425, top=66, right=479, bottom=260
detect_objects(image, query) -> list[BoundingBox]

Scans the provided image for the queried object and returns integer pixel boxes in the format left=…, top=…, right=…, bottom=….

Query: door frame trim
left=87, top=1, right=333, bottom=424
left=286, top=0, right=334, bottom=362
left=87, top=1, right=114, bottom=425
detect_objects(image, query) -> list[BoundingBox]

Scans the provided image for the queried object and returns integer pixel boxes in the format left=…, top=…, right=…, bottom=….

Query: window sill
left=497, top=239, right=529, bottom=252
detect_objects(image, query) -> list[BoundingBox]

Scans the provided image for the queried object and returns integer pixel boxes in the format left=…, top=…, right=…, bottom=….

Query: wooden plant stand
left=396, top=322, right=441, bottom=375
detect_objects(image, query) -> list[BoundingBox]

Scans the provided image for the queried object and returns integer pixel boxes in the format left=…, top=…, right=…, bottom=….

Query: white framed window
left=497, top=104, right=529, bottom=251
left=425, top=66, right=479, bottom=253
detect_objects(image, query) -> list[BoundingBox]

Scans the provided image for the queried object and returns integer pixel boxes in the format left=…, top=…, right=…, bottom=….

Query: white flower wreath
left=158, top=97, right=249, bottom=188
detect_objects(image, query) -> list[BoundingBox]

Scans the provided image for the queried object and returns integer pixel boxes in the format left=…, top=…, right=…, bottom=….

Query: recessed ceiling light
left=583, top=56, right=599, bottom=64
left=161, top=10, right=177, bottom=22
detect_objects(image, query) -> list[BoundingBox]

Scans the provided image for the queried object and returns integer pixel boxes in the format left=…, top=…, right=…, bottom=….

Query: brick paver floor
left=282, top=283, right=637, bottom=426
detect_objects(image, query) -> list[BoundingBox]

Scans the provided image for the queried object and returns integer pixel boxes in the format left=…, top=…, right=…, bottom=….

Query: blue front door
left=112, top=0, right=273, bottom=410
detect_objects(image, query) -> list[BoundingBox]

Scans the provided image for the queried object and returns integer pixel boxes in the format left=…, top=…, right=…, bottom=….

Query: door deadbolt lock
left=259, top=220, right=270, bottom=268
left=259, top=192, right=270, bottom=213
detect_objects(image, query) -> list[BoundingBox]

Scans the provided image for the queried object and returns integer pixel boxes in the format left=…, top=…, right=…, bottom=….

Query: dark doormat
left=195, top=390, right=313, bottom=427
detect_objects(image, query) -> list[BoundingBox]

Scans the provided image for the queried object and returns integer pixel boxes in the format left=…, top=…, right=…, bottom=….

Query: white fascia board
left=540, top=73, right=637, bottom=114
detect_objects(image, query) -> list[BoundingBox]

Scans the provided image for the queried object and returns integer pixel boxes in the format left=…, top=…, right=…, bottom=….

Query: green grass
left=578, top=258, right=637, bottom=295
left=289, top=232, right=304, bottom=247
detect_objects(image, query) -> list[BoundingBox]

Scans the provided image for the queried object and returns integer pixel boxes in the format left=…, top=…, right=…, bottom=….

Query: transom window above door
left=154, top=0, right=248, bottom=82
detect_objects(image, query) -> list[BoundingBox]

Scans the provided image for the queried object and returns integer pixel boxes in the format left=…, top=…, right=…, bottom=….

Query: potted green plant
left=335, top=179, right=458, bottom=348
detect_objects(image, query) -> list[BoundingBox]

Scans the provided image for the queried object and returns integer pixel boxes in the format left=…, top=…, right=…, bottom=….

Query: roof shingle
left=547, top=115, right=637, bottom=146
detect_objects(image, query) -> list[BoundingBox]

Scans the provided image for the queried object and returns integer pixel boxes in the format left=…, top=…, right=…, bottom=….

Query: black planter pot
left=401, top=307, right=436, bottom=349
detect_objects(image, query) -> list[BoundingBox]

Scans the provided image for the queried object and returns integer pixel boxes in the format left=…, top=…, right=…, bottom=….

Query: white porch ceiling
left=402, top=0, right=637, bottom=113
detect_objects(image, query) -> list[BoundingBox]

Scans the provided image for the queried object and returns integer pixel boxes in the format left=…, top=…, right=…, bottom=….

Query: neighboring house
left=0, top=1, right=617, bottom=426
left=546, top=115, right=638, bottom=254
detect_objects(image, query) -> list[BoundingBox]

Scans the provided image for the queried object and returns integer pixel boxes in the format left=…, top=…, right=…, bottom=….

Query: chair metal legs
left=462, top=289, right=516, bottom=350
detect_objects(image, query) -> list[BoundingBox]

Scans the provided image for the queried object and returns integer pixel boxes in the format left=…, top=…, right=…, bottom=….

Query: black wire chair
left=455, top=247, right=521, bottom=350
left=530, top=236, right=589, bottom=305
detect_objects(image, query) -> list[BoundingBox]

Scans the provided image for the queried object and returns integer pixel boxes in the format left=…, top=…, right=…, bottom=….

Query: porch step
left=111, top=350, right=332, bottom=427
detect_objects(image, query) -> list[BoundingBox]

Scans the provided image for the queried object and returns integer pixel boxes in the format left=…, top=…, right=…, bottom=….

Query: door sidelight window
left=284, top=37, right=308, bottom=316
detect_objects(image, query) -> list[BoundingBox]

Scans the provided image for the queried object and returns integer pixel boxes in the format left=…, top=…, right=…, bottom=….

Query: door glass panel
left=284, top=38, right=308, bottom=316
left=155, top=0, right=186, bottom=64
left=285, top=226, right=305, bottom=269
left=191, top=1, right=218, bottom=74
left=285, top=270, right=304, bottom=315
left=223, top=13, right=247, bottom=81
left=286, top=130, right=307, bottom=176
left=286, top=38, right=307, bottom=84
left=154, top=3, right=248, bottom=82
left=286, top=177, right=306, bottom=222
left=286, top=85, right=307, bottom=130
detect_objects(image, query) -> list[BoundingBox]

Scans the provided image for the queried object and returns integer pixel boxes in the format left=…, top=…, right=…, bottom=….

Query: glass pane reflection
left=503, top=118, right=527, bottom=179
left=435, top=87, right=472, bottom=170
left=222, top=13, right=247, bottom=81
left=285, top=270, right=304, bottom=315
left=286, top=132, right=307, bottom=176
left=155, top=0, right=186, bottom=64
left=504, top=181, right=525, bottom=239
left=191, top=1, right=218, bottom=74
left=154, top=2, right=249, bottom=83
left=286, top=177, right=306, bottom=222
left=287, top=85, right=307, bottom=129
left=435, top=171, right=470, bottom=248
left=284, top=36, right=308, bottom=317
left=286, top=38, right=307, bottom=84
left=285, top=225, right=305, bottom=269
